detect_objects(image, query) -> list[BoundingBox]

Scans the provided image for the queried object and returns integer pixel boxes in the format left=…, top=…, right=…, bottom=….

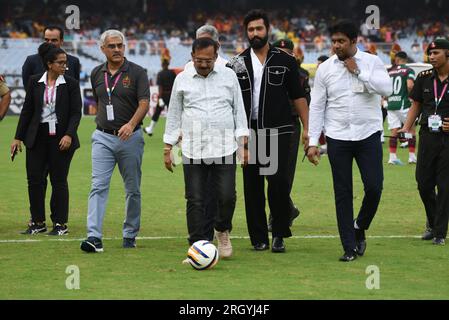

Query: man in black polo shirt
left=400, top=38, right=449, bottom=246
left=81, top=29, right=150, bottom=253
left=228, top=10, right=309, bottom=253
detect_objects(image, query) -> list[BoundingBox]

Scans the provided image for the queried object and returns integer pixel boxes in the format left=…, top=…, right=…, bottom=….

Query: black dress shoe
left=253, top=243, right=269, bottom=251
left=271, top=237, right=285, bottom=253
left=339, top=250, right=357, bottom=262
left=289, top=207, right=300, bottom=227
left=422, top=228, right=433, bottom=240
left=356, top=240, right=367, bottom=256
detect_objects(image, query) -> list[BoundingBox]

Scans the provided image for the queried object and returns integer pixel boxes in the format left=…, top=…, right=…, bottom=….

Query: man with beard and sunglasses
left=307, top=21, right=392, bottom=262
left=227, top=10, right=309, bottom=253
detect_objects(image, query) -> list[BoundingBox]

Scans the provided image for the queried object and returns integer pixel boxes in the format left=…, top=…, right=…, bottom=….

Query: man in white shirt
left=307, top=21, right=392, bottom=262
left=182, top=25, right=229, bottom=243
left=163, top=37, right=249, bottom=259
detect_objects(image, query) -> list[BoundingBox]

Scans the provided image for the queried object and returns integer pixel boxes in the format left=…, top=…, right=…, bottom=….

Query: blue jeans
left=86, top=129, right=144, bottom=239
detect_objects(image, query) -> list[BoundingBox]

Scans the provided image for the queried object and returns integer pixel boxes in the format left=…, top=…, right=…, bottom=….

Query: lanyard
left=104, top=71, right=123, bottom=105
left=433, top=79, right=448, bottom=114
left=44, top=83, right=56, bottom=110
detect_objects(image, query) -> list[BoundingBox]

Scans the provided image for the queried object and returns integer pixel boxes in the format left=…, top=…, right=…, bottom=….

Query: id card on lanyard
left=45, top=83, right=57, bottom=136
left=429, top=79, right=448, bottom=132
left=104, top=71, right=123, bottom=121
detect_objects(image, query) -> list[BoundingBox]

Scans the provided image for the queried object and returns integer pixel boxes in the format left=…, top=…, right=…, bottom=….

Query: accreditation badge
left=106, top=104, right=115, bottom=121
left=428, top=114, right=442, bottom=132
left=48, top=120, right=56, bottom=136
left=351, top=77, right=365, bottom=93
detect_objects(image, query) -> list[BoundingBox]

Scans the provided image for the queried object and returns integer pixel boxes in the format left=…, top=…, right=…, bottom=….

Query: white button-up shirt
left=250, top=48, right=264, bottom=120
left=38, top=72, right=66, bottom=123
left=308, top=49, right=392, bottom=146
left=163, top=63, right=249, bottom=159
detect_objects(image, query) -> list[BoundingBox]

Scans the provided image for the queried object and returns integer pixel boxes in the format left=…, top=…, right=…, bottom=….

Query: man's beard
left=249, top=34, right=269, bottom=49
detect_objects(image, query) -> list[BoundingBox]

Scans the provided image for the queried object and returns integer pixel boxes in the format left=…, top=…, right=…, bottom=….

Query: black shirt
left=156, top=68, right=176, bottom=103
left=228, top=45, right=306, bottom=134
left=90, top=58, right=150, bottom=130
left=410, top=68, right=449, bottom=126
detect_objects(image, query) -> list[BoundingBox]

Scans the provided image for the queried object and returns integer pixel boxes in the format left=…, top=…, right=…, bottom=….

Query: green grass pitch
left=0, top=116, right=448, bottom=299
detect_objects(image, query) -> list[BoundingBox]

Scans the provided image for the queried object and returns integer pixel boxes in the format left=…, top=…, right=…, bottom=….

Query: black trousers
left=326, top=131, right=383, bottom=253
left=416, top=129, right=449, bottom=239
left=26, top=124, right=74, bottom=224
left=243, top=122, right=292, bottom=245
left=151, top=96, right=169, bottom=122
left=182, top=154, right=236, bottom=245
left=203, top=172, right=218, bottom=241
left=287, top=116, right=301, bottom=213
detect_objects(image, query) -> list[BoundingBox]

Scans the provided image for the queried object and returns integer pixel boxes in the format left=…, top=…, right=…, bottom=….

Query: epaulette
left=417, top=69, right=433, bottom=78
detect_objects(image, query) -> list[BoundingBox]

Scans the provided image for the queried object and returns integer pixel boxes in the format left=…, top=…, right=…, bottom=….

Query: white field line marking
left=0, top=235, right=422, bottom=244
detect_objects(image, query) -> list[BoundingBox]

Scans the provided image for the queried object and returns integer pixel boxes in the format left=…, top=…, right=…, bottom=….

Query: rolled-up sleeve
left=232, top=74, right=249, bottom=138
left=163, top=76, right=183, bottom=145
left=308, top=66, right=327, bottom=147
left=358, top=56, right=393, bottom=97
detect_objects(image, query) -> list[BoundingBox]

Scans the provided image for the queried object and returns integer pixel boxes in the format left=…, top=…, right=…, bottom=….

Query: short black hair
left=317, top=55, right=329, bottom=63
left=395, top=51, right=408, bottom=60
left=192, top=37, right=218, bottom=53
left=38, top=42, right=66, bottom=70
left=328, top=20, right=358, bottom=41
left=43, top=25, right=64, bottom=40
left=244, top=9, right=270, bottom=31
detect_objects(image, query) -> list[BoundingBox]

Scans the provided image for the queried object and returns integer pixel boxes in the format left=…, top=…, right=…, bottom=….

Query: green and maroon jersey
left=387, top=64, right=415, bottom=110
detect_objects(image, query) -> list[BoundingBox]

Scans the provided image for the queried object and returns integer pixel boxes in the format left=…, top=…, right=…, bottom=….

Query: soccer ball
left=187, top=240, right=219, bottom=270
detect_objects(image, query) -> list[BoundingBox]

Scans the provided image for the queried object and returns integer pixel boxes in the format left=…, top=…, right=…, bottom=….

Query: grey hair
left=195, top=25, right=219, bottom=42
left=100, top=29, right=126, bottom=46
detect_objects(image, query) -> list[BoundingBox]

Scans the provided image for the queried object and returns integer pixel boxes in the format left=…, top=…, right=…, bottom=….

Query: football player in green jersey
left=386, top=51, right=417, bottom=165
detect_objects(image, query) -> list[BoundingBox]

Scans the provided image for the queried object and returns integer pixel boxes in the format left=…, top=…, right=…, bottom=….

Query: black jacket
left=227, top=45, right=305, bottom=134
left=22, top=53, right=80, bottom=87
left=15, top=73, right=82, bottom=151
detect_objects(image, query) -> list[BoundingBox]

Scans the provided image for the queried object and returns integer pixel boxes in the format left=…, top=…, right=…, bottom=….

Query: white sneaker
left=215, top=230, right=232, bottom=258
left=408, top=155, right=417, bottom=164
left=182, top=258, right=190, bottom=264
left=388, top=159, right=404, bottom=165
left=144, top=126, right=153, bottom=136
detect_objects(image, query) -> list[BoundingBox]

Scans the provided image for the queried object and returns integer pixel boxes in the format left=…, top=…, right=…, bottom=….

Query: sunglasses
left=106, top=43, right=124, bottom=49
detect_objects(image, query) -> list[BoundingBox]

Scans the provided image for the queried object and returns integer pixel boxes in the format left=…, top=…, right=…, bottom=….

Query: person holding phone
left=11, top=42, right=82, bottom=235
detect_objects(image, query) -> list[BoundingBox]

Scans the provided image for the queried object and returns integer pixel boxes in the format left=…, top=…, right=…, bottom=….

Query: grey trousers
left=86, top=129, right=144, bottom=239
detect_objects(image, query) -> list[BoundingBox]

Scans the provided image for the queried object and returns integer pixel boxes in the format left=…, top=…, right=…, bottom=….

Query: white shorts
left=387, top=109, right=409, bottom=130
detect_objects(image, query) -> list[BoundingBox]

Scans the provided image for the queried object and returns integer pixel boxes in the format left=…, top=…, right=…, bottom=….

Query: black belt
left=97, top=126, right=140, bottom=136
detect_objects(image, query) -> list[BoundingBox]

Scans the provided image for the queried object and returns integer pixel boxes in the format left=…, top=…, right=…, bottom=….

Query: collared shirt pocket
left=237, top=72, right=251, bottom=91
left=267, top=66, right=287, bottom=86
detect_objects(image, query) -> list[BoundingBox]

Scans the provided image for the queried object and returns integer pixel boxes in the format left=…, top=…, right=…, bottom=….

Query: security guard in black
left=406, top=38, right=449, bottom=243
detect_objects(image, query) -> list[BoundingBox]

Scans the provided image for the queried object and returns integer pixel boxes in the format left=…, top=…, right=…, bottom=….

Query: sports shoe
left=388, top=159, right=404, bottom=165
left=80, top=237, right=104, bottom=253
left=21, top=222, right=47, bottom=235
left=47, top=223, right=68, bottom=236
left=215, top=230, right=232, bottom=258
left=144, top=126, right=153, bottom=136
left=123, top=237, right=136, bottom=248
left=432, top=238, right=445, bottom=246
left=408, top=155, right=417, bottom=164
left=339, top=250, right=358, bottom=262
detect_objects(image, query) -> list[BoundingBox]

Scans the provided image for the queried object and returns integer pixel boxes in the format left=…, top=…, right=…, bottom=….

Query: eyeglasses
left=193, top=58, right=215, bottom=65
left=106, top=43, right=124, bottom=49
left=53, top=60, right=67, bottom=66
